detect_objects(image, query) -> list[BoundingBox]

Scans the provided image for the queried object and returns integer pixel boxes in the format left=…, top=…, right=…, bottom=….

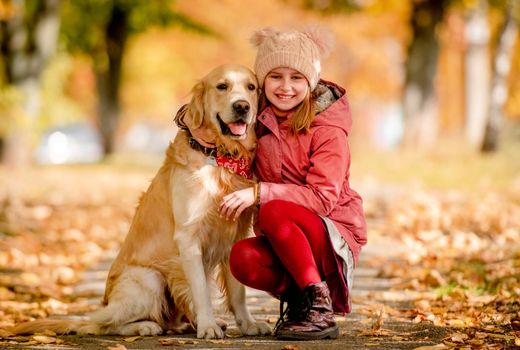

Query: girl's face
left=263, top=67, right=309, bottom=117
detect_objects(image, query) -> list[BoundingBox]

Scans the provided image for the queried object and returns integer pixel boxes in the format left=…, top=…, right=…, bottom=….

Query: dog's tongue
left=228, top=122, right=247, bottom=136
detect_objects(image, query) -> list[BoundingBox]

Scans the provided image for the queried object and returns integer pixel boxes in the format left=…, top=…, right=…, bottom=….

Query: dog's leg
left=220, top=263, right=272, bottom=336
left=94, top=266, right=166, bottom=335
left=168, top=310, right=195, bottom=334
left=174, top=233, right=224, bottom=339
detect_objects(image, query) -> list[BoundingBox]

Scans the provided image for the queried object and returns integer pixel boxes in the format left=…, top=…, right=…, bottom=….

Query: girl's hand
left=219, top=187, right=256, bottom=221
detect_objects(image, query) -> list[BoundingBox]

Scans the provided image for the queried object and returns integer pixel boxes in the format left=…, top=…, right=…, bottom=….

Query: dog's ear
left=187, top=80, right=205, bottom=129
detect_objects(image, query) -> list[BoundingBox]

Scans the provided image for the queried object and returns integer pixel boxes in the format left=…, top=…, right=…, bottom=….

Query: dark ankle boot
left=275, top=282, right=338, bottom=340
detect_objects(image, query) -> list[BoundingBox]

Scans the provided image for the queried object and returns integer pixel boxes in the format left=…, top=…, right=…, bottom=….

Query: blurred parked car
left=123, top=122, right=172, bottom=155
left=35, top=122, right=104, bottom=164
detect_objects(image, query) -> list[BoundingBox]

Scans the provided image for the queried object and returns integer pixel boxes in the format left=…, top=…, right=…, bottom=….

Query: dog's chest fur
left=169, top=136, right=254, bottom=268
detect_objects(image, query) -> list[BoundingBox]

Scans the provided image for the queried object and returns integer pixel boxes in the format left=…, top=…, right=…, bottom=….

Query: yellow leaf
left=107, top=344, right=127, bottom=350
left=225, top=333, right=242, bottom=338
left=392, top=335, right=406, bottom=341
left=448, top=332, right=468, bottom=343
left=446, top=319, right=465, bottom=328
left=159, top=339, right=176, bottom=345
left=515, top=337, right=520, bottom=346
left=413, top=344, right=449, bottom=350
left=0, top=329, right=14, bottom=338
left=415, top=300, right=431, bottom=311
left=32, top=335, right=63, bottom=344
left=124, top=336, right=141, bottom=342
left=40, top=329, right=57, bottom=336
left=20, top=272, right=40, bottom=286
left=487, top=333, right=514, bottom=340
left=208, top=339, right=231, bottom=344
left=282, top=345, right=299, bottom=350
left=21, top=341, right=38, bottom=345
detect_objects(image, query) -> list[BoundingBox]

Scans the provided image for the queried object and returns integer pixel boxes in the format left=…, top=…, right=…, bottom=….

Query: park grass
left=92, top=134, right=520, bottom=194
left=351, top=134, right=520, bottom=192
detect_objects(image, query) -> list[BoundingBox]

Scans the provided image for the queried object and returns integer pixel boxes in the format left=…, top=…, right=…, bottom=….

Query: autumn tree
left=0, top=0, right=61, bottom=167
left=404, top=0, right=517, bottom=150
left=402, top=0, right=449, bottom=147
left=59, top=0, right=211, bottom=156
left=480, top=0, right=519, bottom=152
left=302, top=0, right=449, bottom=147
left=304, top=0, right=518, bottom=151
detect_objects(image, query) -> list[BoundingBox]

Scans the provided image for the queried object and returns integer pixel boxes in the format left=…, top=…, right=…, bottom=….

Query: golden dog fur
left=11, top=64, right=271, bottom=339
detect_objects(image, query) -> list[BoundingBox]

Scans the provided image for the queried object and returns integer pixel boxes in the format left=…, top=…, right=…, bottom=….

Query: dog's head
left=187, top=64, right=258, bottom=141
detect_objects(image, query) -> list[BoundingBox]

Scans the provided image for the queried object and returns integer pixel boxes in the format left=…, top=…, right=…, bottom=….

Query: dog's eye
left=217, top=83, right=228, bottom=91
left=247, top=84, right=256, bottom=91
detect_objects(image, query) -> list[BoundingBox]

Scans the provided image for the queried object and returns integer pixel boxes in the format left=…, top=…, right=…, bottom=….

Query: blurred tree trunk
left=0, top=0, right=60, bottom=167
left=464, top=0, right=490, bottom=147
left=59, top=1, right=212, bottom=157
left=402, top=0, right=448, bottom=147
left=95, top=3, right=128, bottom=156
left=481, top=1, right=518, bottom=152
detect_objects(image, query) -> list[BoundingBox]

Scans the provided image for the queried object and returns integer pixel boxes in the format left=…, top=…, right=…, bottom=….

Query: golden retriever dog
left=11, top=64, right=271, bottom=339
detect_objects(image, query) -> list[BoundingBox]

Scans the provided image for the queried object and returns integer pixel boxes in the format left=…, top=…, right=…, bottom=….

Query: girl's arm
left=219, top=127, right=350, bottom=221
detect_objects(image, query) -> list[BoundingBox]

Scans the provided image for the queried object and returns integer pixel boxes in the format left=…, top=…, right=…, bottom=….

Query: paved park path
left=6, top=223, right=448, bottom=350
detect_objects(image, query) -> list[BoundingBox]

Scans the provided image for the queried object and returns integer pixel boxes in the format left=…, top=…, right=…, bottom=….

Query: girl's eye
left=292, top=75, right=303, bottom=80
left=217, top=83, right=228, bottom=90
left=268, top=75, right=281, bottom=79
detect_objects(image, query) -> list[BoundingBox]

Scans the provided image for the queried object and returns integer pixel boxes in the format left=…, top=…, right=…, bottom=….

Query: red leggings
left=230, top=200, right=337, bottom=295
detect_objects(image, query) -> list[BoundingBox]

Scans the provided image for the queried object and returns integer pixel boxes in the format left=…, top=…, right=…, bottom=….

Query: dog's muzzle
left=217, top=100, right=252, bottom=137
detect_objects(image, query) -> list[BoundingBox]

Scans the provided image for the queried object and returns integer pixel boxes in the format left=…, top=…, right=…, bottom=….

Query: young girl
left=218, top=27, right=367, bottom=340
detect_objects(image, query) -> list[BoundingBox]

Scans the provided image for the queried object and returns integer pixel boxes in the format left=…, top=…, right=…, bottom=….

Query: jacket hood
left=311, top=80, right=352, bottom=135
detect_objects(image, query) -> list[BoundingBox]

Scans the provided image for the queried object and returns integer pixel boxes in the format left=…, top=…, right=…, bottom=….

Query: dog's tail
left=8, top=298, right=146, bottom=335
left=9, top=301, right=125, bottom=335
left=9, top=318, right=100, bottom=335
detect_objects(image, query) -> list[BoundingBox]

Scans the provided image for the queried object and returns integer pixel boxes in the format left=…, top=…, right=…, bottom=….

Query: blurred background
left=0, top=0, right=518, bottom=181
left=0, top=2, right=519, bottom=344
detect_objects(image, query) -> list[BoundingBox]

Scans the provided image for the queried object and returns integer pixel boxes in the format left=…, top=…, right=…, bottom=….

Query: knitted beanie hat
left=251, top=26, right=335, bottom=90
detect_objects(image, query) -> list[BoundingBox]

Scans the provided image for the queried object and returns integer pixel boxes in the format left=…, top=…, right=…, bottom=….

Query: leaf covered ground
left=363, top=186, right=520, bottom=349
left=0, top=164, right=519, bottom=349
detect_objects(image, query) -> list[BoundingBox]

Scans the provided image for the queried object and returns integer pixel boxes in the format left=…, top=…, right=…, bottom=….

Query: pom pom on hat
left=251, top=25, right=335, bottom=90
left=303, top=25, right=335, bottom=59
left=250, top=27, right=277, bottom=47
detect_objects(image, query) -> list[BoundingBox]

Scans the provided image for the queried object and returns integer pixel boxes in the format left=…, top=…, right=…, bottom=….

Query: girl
left=219, top=27, right=367, bottom=340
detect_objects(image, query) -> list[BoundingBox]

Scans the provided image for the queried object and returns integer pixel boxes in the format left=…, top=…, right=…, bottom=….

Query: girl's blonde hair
left=259, top=88, right=316, bottom=135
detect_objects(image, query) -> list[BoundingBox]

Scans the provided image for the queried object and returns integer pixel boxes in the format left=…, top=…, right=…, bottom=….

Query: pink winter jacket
left=254, top=80, right=367, bottom=265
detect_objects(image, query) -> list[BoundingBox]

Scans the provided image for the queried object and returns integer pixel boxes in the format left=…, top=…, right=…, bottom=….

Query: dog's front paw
left=238, top=319, right=272, bottom=336
left=197, top=322, right=225, bottom=339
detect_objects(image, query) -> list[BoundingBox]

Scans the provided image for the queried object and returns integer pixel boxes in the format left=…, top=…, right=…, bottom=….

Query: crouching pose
left=218, top=27, right=367, bottom=340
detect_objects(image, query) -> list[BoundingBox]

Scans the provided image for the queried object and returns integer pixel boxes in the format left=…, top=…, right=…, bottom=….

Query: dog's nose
left=233, top=100, right=250, bottom=116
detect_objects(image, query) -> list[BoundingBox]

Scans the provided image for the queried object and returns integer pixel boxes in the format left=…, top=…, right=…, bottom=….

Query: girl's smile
left=264, top=67, right=309, bottom=117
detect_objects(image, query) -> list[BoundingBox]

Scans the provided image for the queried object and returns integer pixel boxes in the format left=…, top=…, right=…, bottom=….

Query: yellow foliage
left=120, top=0, right=410, bottom=128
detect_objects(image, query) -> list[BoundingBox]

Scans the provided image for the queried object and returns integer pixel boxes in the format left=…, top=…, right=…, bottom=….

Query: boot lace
left=273, top=288, right=314, bottom=333
left=273, top=295, right=288, bottom=333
